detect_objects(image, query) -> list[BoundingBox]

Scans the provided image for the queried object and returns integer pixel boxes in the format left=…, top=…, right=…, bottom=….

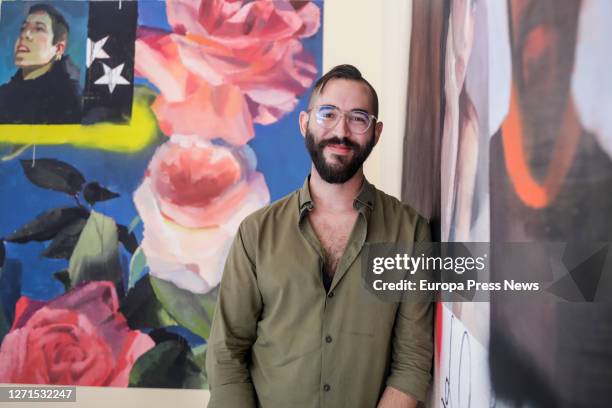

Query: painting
left=490, top=0, right=612, bottom=406
left=408, top=0, right=612, bottom=406
left=0, top=0, right=138, bottom=124
left=0, top=0, right=323, bottom=389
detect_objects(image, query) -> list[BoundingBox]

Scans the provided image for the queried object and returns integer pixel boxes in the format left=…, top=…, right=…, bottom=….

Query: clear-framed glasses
left=308, top=105, right=377, bottom=134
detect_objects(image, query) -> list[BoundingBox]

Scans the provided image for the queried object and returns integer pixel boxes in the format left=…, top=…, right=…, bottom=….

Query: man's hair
left=309, top=64, right=379, bottom=117
left=28, top=4, right=69, bottom=45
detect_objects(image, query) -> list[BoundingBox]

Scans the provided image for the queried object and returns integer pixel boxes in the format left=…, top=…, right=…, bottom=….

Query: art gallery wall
left=325, top=0, right=413, bottom=198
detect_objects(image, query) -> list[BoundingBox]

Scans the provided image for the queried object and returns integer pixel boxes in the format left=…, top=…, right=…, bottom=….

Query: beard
left=305, top=128, right=376, bottom=184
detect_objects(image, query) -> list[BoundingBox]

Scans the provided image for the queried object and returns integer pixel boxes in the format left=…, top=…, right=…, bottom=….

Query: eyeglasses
left=308, top=105, right=377, bottom=134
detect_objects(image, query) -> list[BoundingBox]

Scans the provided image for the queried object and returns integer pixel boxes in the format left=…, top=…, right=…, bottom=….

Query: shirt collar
left=298, top=175, right=375, bottom=218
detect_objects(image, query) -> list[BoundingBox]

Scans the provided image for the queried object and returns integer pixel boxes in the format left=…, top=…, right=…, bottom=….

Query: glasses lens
left=347, top=111, right=371, bottom=133
left=315, top=106, right=339, bottom=128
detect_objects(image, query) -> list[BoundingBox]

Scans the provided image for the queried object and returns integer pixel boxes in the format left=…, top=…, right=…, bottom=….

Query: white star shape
left=94, top=63, right=130, bottom=94
left=86, top=36, right=110, bottom=68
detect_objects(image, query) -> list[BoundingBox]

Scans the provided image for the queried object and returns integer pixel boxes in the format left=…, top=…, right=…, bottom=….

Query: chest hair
left=309, top=212, right=358, bottom=277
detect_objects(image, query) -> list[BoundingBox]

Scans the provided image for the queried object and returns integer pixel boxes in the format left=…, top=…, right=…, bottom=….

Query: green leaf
left=4, top=207, right=89, bottom=243
left=150, top=276, right=218, bottom=340
left=83, top=182, right=120, bottom=205
left=68, top=210, right=122, bottom=286
left=185, top=344, right=208, bottom=389
left=128, top=247, right=147, bottom=290
left=128, top=215, right=141, bottom=234
left=129, top=340, right=186, bottom=388
left=53, top=270, right=71, bottom=292
left=129, top=339, right=207, bottom=388
left=20, top=158, right=86, bottom=195
left=121, top=274, right=178, bottom=330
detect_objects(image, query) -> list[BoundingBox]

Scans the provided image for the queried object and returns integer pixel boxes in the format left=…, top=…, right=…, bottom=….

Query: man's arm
left=377, top=385, right=418, bottom=408
left=206, top=222, right=262, bottom=408
left=381, top=215, right=434, bottom=406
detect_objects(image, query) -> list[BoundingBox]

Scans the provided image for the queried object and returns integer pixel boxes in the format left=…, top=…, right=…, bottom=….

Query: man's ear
left=299, top=111, right=309, bottom=138
left=374, top=121, right=383, bottom=145
left=55, top=41, right=66, bottom=60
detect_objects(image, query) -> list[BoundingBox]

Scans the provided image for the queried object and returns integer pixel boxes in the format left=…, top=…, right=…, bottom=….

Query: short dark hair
left=28, top=4, right=69, bottom=45
left=309, top=64, right=379, bottom=117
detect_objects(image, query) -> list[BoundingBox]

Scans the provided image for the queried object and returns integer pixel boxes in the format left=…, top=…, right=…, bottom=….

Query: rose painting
left=0, top=0, right=322, bottom=388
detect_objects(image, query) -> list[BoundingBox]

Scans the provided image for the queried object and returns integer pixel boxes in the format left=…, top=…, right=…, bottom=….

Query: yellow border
left=0, top=95, right=159, bottom=153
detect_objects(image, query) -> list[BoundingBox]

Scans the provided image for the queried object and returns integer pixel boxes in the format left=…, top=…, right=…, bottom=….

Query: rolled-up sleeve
left=386, top=215, right=434, bottom=401
left=206, top=221, right=262, bottom=408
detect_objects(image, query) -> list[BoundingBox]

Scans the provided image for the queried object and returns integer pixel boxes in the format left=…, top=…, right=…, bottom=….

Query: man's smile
left=326, top=143, right=353, bottom=155
left=15, top=44, right=30, bottom=53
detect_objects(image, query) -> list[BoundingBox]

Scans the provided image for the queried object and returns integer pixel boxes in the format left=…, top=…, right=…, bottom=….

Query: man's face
left=300, top=79, right=381, bottom=184
left=14, top=11, right=59, bottom=68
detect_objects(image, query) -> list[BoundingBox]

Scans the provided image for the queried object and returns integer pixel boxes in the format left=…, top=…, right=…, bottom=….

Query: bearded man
left=206, top=64, right=433, bottom=408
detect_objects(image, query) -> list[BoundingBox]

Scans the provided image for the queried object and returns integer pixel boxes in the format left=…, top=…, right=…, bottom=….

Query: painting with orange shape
left=490, top=0, right=612, bottom=406
left=501, top=82, right=581, bottom=208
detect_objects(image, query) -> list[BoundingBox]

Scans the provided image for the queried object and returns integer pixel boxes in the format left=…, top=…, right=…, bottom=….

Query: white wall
left=323, top=0, right=412, bottom=198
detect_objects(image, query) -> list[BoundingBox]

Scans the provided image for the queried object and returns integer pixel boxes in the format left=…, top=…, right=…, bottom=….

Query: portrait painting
left=0, top=0, right=137, bottom=125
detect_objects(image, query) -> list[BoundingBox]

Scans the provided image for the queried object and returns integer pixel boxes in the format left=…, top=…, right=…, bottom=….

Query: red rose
left=135, top=0, right=320, bottom=145
left=0, top=281, right=154, bottom=386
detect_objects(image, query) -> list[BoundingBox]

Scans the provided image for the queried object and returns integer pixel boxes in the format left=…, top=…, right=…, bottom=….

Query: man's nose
left=20, top=28, right=32, bottom=40
left=333, top=113, right=351, bottom=137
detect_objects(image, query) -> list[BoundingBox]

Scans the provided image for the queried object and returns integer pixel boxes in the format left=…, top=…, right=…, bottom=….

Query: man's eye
left=350, top=115, right=368, bottom=124
left=319, top=111, right=337, bottom=120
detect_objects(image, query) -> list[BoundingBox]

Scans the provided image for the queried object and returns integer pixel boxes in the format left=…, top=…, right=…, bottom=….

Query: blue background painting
left=0, top=0, right=321, bottom=315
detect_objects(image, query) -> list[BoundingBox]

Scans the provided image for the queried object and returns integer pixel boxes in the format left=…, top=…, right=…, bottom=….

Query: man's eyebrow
left=318, top=104, right=369, bottom=114
left=34, top=21, right=48, bottom=28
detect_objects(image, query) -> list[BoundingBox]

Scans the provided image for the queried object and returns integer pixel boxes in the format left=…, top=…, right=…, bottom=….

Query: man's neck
left=21, top=60, right=55, bottom=81
left=309, top=167, right=364, bottom=213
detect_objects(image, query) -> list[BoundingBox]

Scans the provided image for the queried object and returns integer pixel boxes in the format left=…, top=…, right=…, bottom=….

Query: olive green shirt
left=206, top=177, right=433, bottom=408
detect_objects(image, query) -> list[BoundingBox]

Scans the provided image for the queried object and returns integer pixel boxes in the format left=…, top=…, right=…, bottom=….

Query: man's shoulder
left=372, top=184, right=427, bottom=223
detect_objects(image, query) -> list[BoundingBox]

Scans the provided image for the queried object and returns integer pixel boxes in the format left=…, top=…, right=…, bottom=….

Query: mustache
left=318, top=137, right=358, bottom=150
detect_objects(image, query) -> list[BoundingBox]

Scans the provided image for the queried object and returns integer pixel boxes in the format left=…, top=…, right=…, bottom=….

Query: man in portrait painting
left=0, top=4, right=81, bottom=124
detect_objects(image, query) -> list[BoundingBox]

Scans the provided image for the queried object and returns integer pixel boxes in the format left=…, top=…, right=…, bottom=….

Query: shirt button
left=325, top=335, right=333, bottom=343
left=323, top=384, right=331, bottom=392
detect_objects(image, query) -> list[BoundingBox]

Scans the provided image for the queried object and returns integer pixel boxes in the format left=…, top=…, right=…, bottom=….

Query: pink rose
left=0, top=281, right=154, bottom=386
left=134, top=137, right=270, bottom=294
left=135, top=0, right=320, bottom=145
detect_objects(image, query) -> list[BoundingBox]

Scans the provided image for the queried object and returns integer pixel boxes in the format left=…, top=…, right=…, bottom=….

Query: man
left=0, top=4, right=81, bottom=124
left=206, top=65, right=433, bottom=407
